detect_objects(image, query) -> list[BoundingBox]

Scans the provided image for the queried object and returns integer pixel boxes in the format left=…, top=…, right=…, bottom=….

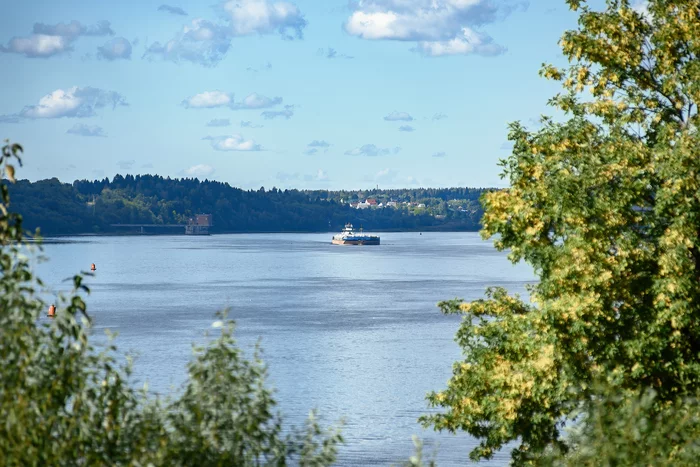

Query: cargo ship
left=331, top=223, right=380, bottom=245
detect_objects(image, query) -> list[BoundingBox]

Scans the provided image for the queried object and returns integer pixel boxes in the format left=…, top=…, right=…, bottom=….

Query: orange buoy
left=90, top=263, right=96, bottom=271
left=47, top=304, right=56, bottom=317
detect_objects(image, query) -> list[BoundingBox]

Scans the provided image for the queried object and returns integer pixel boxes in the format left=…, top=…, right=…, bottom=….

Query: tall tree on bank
left=422, top=0, right=700, bottom=463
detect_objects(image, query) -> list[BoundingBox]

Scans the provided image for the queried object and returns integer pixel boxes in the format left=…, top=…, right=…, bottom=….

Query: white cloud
left=241, top=120, right=263, bottom=128
left=205, top=134, right=262, bottom=151
left=384, top=111, right=413, bottom=121
left=185, top=164, right=215, bottom=177
left=8, top=86, right=127, bottom=120
left=345, top=144, right=401, bottom=157
left=413, top=28, right=504, bottom=56
left=344, top=0, right=523, bottom=56
left=432, top=151, right=447, bottom=157
left=67, top=123, right=107, bottom=137
left=144, top=19, right=231, bottom=66
left=183, top=91, right=234, bottom=108
left=97, top=37, right=132, bottom=60
left=432, top=112, right=448, bottom=120
left=399, top=125, right=415, bottom=132
left=305, top=141, right=330, bottom=155
left=261, top=104, right=294, bottom=119
left=1, top=35, right=69, bottom=57
left=233, top=93, right=282, bottom=109
left=0, top=20, right=114, bottom=58
left=222, top=0, right=307, bottom=39
left=183, top=91, right=282, bottom=109
left=145, top=1, right=307, bottom=66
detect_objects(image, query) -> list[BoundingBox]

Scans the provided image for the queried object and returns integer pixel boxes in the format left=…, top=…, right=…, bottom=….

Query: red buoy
left=90, top=263, right=96, bottom=271
left=47, top=304, right=56, bottom=317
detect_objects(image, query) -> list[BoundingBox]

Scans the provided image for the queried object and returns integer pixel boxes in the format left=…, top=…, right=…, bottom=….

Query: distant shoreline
left=30, top=225, right=481, bottom=239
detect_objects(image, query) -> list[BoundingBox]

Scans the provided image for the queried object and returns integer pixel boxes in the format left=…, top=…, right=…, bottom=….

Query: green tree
left=422, top=0, right=700, bottom=463
left=540, top=387, right=700, bottom=466
left=0, top=140, right=342, bottom=465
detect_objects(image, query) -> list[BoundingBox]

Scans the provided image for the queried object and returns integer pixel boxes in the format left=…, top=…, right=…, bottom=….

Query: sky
left=0, top=0, right=594, bottom=190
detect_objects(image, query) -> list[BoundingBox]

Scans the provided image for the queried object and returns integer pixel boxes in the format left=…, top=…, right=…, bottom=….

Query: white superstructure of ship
left=331, top=223, right=380, bottom=245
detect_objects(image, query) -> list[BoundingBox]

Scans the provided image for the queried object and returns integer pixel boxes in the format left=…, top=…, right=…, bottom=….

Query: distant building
left=186, top=214, right=212, bottom=235
left=366, top=198, right=378, bottom=206
left=387, top=201, right=398, bottom=207
left=357, top=201, right=370, bottom=209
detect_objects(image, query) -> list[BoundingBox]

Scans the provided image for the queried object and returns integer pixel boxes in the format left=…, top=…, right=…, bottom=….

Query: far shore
left=27, top=225, right=482, bottom=240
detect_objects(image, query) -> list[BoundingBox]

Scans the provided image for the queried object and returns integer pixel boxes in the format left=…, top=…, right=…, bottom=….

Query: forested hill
left=7, top=174, right=488, bottom=235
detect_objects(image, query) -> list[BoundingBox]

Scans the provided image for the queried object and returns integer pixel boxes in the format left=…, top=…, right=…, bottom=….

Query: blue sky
left=1, top=0, right=589, bottom=190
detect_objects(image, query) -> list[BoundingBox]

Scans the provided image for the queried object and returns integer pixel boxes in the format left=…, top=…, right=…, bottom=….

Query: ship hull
left=332, top=238, right=380, bottom=245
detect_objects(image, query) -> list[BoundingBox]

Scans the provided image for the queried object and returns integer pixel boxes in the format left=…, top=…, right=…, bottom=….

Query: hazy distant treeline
left=7, top=174, right=487, bottom=235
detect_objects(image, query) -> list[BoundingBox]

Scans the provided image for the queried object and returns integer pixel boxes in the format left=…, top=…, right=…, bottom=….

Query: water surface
left=37, top=232, right=534, bottom=466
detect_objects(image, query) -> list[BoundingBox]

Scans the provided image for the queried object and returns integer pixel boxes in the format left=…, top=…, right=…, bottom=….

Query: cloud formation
left=206, top=118, right=231, bottom=127
left=204, top=134, right=262, bottom=151
left=118, top=160, right=136, bottom=170
left=432, top=151, right=447, bottom=157
left=144, top=19, right=231, bottom=67
left=67, top=123, right=107, bottom=137
left=241, top=120, right=263, bottom=128
left=145, top=1, right=307, bottom=66
left=182, top=91, right=282, bottom=109
left=384, top=111, right=413, bottom=121
left=344, top=0, right=524, bottom=56
left=304, top=140, right=330, bottom=155
left=233, top=93, right=282, bottom=109
left=432, top=112, right=448, bottom=120
left=97, top=37, right=132, bottom=60
left=0, top=20, right=114, bottom=58
left=183, top=91, right=234, bottom=108
left=222, top=0, right=307, bottom=39
left=399, top=125, right=414, bottom=132
left=158, top=4, right=188, bottom=15
left=345, top=144, right=401, bottom=157
left=3, top=86, right=127, bottom=120
left=185, top=164, right=215, bottom=177
left=261, top=104, right=294, bottom=120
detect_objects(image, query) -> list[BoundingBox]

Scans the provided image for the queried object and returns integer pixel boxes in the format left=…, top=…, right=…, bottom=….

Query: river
left=35, top=232, right=534, bottom=466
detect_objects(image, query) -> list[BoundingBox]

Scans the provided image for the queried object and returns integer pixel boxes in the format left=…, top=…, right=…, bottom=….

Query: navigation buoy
left=90, top=263, right=96, bottom=271
left=47, top=304, right=56, bottom=318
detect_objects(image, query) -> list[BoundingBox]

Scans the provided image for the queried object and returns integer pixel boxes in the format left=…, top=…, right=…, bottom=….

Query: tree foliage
left=0, top=140, right=342, bottom=465
left=540, top=387, right=700, bottom=466
left=5, top=176, right=485, bottom=235
left=423, top=0, right=700, bottom=463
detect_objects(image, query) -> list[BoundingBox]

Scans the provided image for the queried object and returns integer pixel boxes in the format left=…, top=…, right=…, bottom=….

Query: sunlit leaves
left=426, top=0, right=700, bottom=463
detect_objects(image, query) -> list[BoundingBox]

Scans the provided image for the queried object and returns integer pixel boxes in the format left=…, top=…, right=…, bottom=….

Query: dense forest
left=7, top=174, right=487, bottom=235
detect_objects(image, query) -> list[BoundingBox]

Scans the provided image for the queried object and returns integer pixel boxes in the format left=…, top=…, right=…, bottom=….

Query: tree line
left=6, top=175, right=486, bottom=235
